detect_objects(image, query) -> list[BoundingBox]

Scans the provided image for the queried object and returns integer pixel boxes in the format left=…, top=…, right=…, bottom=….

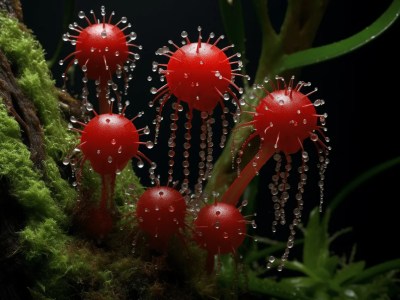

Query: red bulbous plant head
left=60, top=6, right=141, bottom=113
left=164, top=39, right=232, bottom=112
left=65, top=101, right=155, bottom=239
left=135, top=186, right=187, bottom=250
left=150, top=27, right=248, bottom=195
left=80, top=113, right=140, bottom=175
left=193, top=201, right=248, bottom=272
left=254, top=84, right=318, bottom=155
left=222, top=76, right=330, bottom=271
left=67, top=104, right=153, bottom=178
left=75, top=22, right=129, bottom=80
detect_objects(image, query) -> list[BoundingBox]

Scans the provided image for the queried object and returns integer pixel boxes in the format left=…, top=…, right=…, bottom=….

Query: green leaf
left=277, top=0, right=400, bottom=73
left=350, top=259, right=400, bottom=284
left=303, top=208, right=330, bottom=276
left=281, top=276, right=319, bottom=289
left=328, top=156, right=400, bottom=214
left=245, top=271, right=314, bottom=300
left=334, top=261, right=366, bottom=285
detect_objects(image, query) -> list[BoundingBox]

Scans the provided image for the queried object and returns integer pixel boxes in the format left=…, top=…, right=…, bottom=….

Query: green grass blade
left=328, top=156, right=400, bottom=214
left=277, top=0, right=400, bottom=73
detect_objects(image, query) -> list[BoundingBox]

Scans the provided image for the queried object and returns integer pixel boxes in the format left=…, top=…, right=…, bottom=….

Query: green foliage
left=0, top=103, right=67, bottom=223
left=277, top=0, right=400, bottom=74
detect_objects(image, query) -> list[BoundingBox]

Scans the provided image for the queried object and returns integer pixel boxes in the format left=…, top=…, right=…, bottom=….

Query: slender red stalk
left=98, top=81, right=109, bottom=114
left=221, top=145, right=275, bottom=206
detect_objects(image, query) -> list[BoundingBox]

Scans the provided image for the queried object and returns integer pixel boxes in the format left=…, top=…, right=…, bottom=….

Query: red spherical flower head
left=60, top=6, right=140, bottom=83
left=79, top=113, right=140, bottom=175
left=254, top=85, right=318, bottom=154
left=194, top=202, right=246, bottom=255
left=152, top=26, right=245, bottom=112
left=75, top=23, right=129, bottom=80
left=166, top=42, right=231, bottom=112
left=136, top=186, right=186, bottom=247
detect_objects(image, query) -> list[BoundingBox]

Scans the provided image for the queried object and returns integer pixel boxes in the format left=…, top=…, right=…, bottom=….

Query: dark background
left=19, top=0, right=400, bottom=267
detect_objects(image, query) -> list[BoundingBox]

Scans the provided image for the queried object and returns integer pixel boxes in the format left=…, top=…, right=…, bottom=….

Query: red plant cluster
left=62, top=7, right=329, bottom=272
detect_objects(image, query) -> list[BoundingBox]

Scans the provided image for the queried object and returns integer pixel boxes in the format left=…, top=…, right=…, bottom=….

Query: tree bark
left=0, top=0, right=22, bottom=22
left=1, top=2, right=42, bottom=299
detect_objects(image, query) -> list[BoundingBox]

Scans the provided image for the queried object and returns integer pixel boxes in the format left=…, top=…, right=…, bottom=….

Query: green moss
left=0, top=13, right=73, bottom=158
left=0, top=102, right=66, bottom=223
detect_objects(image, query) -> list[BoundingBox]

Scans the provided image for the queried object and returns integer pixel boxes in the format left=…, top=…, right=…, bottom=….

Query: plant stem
left=99, top=81, right=109, bottom=114
left=221, top=145, right=275, bottom=206
left=350, top=259, right=400, bottom=284
left=277, top=0, right=400, bottom=74
left=328, top=156, right=400, bottom=213
left=47, top=0, right=75, bottom=69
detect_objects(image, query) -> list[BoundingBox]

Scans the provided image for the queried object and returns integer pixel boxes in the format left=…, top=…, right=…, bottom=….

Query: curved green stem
left=244, top=239, right=304, bottom=264
left=47, top=0, right=75, bottom=69
left=277, top=0, right=400, bottom=74
left=328, top=156, right=400, bottom=214
left=218, top=0, right=246, bottom=55
left=350, top=259, right=400, bottom=284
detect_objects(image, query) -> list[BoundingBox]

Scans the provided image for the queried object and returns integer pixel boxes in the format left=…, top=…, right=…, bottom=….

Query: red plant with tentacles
left=135, top=185, right=187, bottom=250
left=193, top=201, right=248, bottom=272
left=66, top=99, right=154, bottom=239
left=150, top=27, right=248, bottom=196
left=60, top=6, right=141, bottom=113
left=220, top=76, right=330, bottom=270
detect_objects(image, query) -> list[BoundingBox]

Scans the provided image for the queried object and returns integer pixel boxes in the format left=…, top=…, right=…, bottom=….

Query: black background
left=19, top=0, right=400, bottom=267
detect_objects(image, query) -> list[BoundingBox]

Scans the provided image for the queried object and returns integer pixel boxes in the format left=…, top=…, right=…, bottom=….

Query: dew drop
left=62, top=157, right=70, bottom=165
left=181, top=31, right=188, bottom=38
left=150, top=87, right=157, bottom=94
left=214, top=221, right=221, bottom=229
left=143, top=126, right=151, bottom=135
left=146, top=141, right=154, bottom=149
left=310, top=133, right=318, bottom=141
left=137, top=160, right=144, bottom=168
left=314, top=99, right=323, bottom=106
